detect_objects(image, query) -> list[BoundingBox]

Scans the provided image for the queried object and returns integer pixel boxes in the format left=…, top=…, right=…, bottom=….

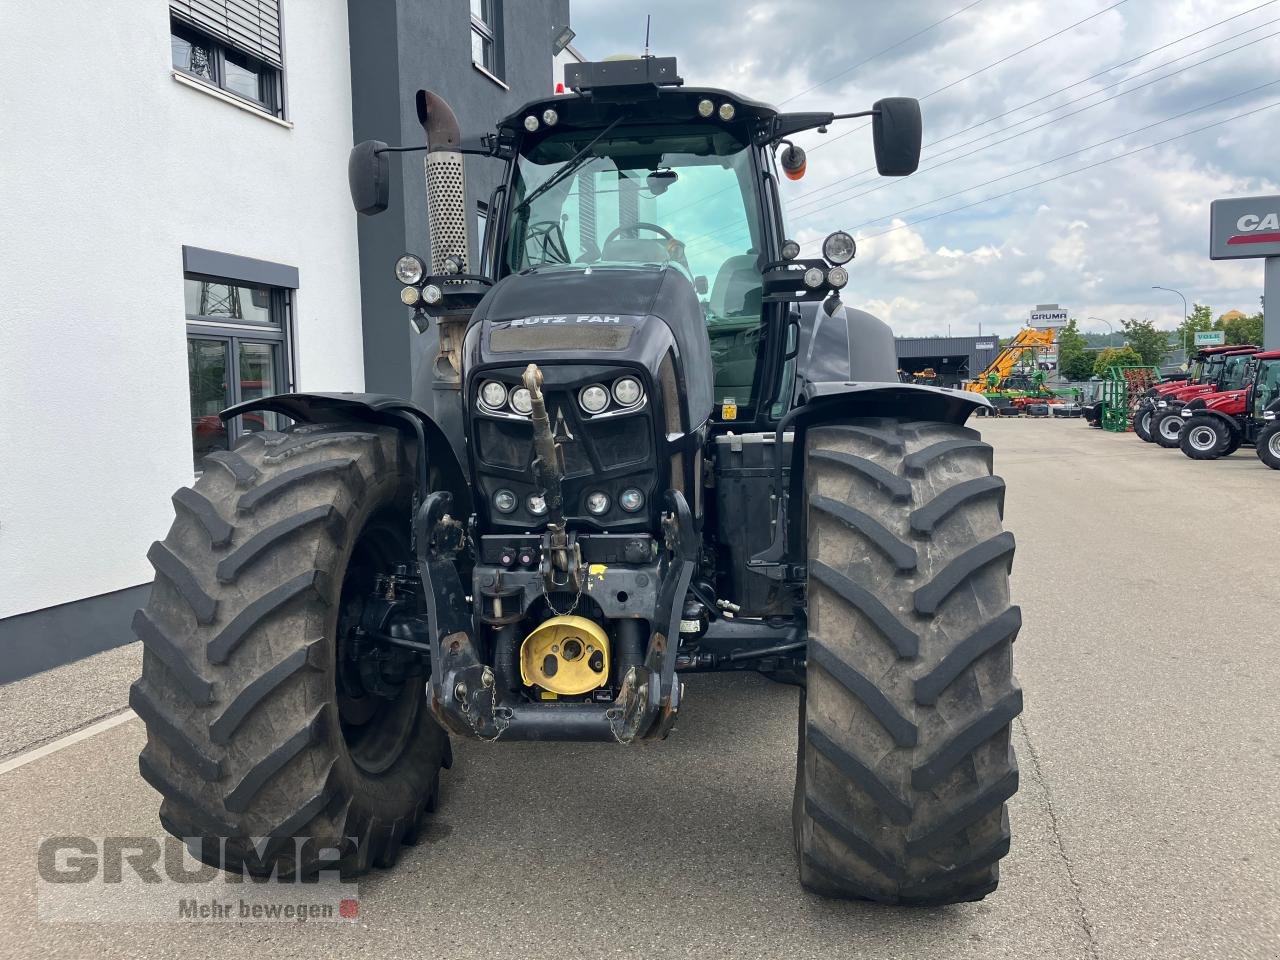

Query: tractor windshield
left=505, top=124, right=767, bottom=407
left=1223, top=355, right=1252, bottom=390
left=1254, top=359, right=1280, bottom=417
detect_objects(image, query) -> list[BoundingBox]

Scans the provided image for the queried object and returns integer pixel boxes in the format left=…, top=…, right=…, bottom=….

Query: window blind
left=170, top=1, right=283, bottom=68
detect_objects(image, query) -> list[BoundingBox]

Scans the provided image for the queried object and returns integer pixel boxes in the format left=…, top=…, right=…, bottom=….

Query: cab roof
left=498, top=86, right=780, bottom=152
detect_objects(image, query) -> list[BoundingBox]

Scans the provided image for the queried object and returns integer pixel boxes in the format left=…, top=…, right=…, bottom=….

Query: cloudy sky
left=568, top=0, right=1279, bottom=337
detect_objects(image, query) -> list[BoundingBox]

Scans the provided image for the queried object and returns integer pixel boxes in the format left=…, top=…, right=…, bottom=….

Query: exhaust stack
left=416, top=90, right=471, bottom=275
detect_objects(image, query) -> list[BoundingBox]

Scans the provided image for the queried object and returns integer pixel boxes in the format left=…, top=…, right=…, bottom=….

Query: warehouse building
left=0, top=0, right=573, bottom=681
left=895, top=335, right=1003, bottom=388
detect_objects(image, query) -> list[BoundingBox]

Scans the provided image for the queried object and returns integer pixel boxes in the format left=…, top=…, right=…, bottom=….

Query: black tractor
left=132, top=57, right=1021, bottom=905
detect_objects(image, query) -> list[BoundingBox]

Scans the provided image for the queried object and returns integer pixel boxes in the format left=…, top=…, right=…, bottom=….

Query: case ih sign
left=1210, top=195, right=1280, bottom=260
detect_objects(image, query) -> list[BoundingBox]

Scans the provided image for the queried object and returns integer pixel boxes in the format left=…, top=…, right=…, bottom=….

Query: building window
left=470, top=0, right=503, bottom=78
left=170, top=1, right=285, bottom=117
left=185, top=276, right=292, bottom=471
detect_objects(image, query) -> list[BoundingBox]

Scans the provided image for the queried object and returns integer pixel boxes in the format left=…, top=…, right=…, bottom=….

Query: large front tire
left=131, top=423, right=449, bottom=877
left=1258, top=423, right=1280, bottom=470
left=1152, top=409, right=1185, bottom=448
left=1179, top=416, right=1229, bottom=460
left=1133, top=407, right=1154, bottom=442
left=794, top=419, right=1021, bottom=905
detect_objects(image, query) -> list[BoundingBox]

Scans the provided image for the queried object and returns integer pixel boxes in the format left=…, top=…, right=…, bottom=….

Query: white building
left=0, top=0, right=573, bottom=680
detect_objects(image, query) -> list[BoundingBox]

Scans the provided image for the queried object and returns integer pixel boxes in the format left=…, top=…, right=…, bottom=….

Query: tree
left=1061, top=350, right=1096, bottom=381
left=1056, top=318, right=1093, bottom=381
left=1223, top=311, right=1264, bottom=346
left=1121, top=317, right=1169, bottom=367
left=1175, top=303, right=1220, bottom=358
left=1093, top=345, right=1144, bottom=379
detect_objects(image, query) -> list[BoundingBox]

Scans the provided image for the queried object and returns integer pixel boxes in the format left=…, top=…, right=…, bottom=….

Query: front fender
left=750, top=382, right=990, bottom=577
left=221, top=392, right=471, bottom=512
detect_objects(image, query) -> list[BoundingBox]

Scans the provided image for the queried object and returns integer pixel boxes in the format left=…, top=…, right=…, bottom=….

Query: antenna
left=643, top=14, right=651, bottom=58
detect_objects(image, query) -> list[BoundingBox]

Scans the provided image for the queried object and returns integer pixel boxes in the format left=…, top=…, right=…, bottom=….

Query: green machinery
left=1100, top=365, right=1160, bottom=432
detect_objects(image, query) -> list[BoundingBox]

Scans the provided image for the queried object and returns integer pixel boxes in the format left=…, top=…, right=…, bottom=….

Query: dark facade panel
left=350, top=0, right=571, bottom=400
left=0, top=584, right=149, bottom=684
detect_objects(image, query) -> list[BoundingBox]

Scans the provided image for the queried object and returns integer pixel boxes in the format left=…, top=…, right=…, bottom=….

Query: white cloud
left=572, top=0, right=1279, bottom=336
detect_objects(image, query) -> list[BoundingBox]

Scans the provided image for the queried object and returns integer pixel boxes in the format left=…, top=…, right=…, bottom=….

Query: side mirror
left=348, top=139, right=390, bottom=215
left=871, top=97, right=922, bottom=176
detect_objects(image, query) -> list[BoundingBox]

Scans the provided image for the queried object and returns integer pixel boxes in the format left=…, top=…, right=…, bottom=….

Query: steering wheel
left=602, top=222, right=689, bottom=270
left=603, top=221, right=675, bottom=245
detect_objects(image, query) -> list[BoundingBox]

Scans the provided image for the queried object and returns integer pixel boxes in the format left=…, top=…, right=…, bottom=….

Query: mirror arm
left=765, top=108, right=877, bottom=144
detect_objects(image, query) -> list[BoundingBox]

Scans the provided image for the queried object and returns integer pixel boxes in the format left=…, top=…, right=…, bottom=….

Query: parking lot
left=1, top=417, right=1277, bottom=960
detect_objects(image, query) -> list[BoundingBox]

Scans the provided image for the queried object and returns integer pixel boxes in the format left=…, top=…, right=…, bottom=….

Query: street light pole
left=1087, top=316, right=1113, bottom=348
left=1152, top=285, right=1188, bottom=362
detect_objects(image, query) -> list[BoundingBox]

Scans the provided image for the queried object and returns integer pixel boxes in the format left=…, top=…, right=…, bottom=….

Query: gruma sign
left=1029, top=304, right=1068, bottom=325
left=1210, top=195, right=1280, bottom=260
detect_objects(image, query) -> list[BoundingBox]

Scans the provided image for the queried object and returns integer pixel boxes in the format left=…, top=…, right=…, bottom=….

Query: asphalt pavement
left=2, top=417, right=1277, bottom=960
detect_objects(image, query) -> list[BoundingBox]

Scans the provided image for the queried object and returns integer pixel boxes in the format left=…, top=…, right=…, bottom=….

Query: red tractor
left=1149, top=346, right=1260, bottom=448
left=1178, top=350, right=1280, bottom=465
left=1131, top=346, right=1232, bottom=440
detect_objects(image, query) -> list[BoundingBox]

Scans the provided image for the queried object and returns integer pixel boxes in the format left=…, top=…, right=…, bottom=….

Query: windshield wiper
left=513, top=115, right=625, bottom=214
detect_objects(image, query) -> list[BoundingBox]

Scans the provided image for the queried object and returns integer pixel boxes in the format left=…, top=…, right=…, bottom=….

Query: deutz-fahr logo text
left=1229, top=211, right=1280, bottom=246
left=510, top=315, right=623, bottom=326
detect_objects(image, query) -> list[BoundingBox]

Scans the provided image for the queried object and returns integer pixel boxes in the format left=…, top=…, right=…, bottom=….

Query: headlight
left=612, top=377, right=643, bottom=407
left=493, top=489, right=517, bottom=514
left=585, top=491, right=610, bottom=515
left=1265, top=411, right=1276, bottom=420
left=523, top=115, right=540, bottom=132
left=527, top=493, right=547, bottom=516
left=1181, top=409, right=1193, bottom=417
left=542, top=108, right=559, bottom=126
left=802, top=267, right=825, bottom=289
left=399, top=286, right=421, bottom=306
left=579, top=384, right=609, bottom=414
left=480, top=380, right=508, bottom=410
left=697, top=99, right=715, bottom=118
left=826, top=266, right=848, bottom=289
left=1157, top=401, right=1167, bottom=408
left=619, top=488, right=644, bottom=512
left=780, top=239, right=801, bottom=260
left=509, top=387, right=533, bottom=415
left=718, top=103, right=736, bottom=121
left=422, top=284, right=443, bottom=305
left=822, top=231, right=856, bottom=264
left=395, top=254, right=424, bottom=285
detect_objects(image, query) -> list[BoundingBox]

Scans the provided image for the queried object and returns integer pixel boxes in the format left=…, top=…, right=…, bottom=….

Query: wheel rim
left=1189, top=426, right=1217, bottom=452
left=1270, top=431, right=1280, bottom=458
left=1160, top=417, right=1182, bottom=441
left=336, top=512, right=422, bottom=775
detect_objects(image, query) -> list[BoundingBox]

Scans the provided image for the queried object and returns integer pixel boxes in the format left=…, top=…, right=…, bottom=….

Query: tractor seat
left=709, top=254, right=762, bottom=318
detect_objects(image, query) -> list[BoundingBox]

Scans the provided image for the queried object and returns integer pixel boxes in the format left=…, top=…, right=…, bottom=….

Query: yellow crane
left=965, top=327, right=1057, bottom=393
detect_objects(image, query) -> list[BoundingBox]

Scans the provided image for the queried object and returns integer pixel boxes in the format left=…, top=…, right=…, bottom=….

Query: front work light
left=422, top=284, right=443, bottom=305
left=826, top=266, right=848, bottom=289
left=718, top=103, right=736, bottom=121
left=803, top=267, right=825, bottom=289
left=697, top=99, right=715, bottom=118
left=510, top=387, right=533, bottom=415
left=542, top=108, right=559, bottom=126
left=480, top=380, right=508, bottom=410
left=612, top=377, right=643, bottom=407
left=395, top=254, right=424, bottom=285
left=822, top=231, right=856, bottom=264
left=399, top=286, right=421, bottom=306
left=780, top=239, right=801, bottom=260
left=523, top=115, right=540, bottom=132
left=579, top=384, right=609, bottom=414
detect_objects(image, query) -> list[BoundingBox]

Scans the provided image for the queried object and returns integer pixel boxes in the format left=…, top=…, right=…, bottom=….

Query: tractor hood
left=463, top=264, right=714, bottom=427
